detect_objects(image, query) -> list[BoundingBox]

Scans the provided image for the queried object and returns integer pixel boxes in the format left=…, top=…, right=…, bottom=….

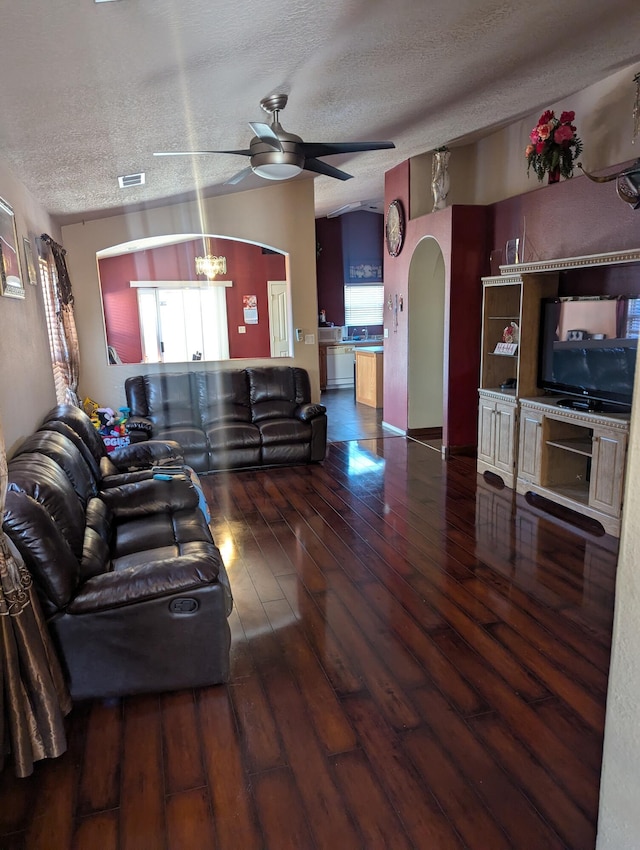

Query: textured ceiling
left=2, top=0, right=640, bottom=224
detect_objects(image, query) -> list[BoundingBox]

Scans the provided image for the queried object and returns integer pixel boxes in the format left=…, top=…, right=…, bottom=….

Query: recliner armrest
left=108, top=439, right=183, bottom=471
left=125, top=415, right=154, bottom=435
left=295, top=402, right=327, bottom=422
left=99, top=475, right=199, bottom=516
left=68, top=551, right=222, bottom=613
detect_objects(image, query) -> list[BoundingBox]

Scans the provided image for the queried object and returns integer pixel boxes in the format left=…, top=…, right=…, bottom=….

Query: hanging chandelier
left=195, top=254, right=227, bottom=280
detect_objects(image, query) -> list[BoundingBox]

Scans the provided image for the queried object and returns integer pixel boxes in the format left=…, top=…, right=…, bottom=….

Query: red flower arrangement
left=525, top=109, right=583, bottom=182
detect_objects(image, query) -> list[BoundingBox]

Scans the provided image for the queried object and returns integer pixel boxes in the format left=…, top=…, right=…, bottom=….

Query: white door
left=268, top=280, right=291, bottom=357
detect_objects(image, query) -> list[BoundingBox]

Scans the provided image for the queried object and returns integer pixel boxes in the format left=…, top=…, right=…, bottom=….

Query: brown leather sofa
left=3, top=406, right=232, bottom=701
left=124, top=366, right=327, bottom=473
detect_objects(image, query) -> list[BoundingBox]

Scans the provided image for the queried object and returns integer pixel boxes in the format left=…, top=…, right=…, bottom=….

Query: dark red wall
left=315, top=217, right=345, bottom=326
left=490, top=162, right=640, bottom=264
left=99, top=238, right=286, bottom=362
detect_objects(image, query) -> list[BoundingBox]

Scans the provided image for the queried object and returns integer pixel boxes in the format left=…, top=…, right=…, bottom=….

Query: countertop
left=319, top=339, right=384, bottom=347
left=355, top=345, right=384, bottom=354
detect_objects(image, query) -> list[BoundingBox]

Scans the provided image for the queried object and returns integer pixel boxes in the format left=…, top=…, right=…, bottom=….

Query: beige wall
left=596, top=376, right=640, bottom=848
left=61, top=178, right=320, bottom=410
left=0, top=161, right=59, bottom=454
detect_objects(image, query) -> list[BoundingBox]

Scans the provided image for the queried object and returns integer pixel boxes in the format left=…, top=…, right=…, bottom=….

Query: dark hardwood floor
left=0, top=394, right=617, bottom=849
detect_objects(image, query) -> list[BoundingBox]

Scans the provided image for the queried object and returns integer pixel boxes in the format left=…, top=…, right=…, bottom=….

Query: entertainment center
left=477, top=248, right=640, bottom=537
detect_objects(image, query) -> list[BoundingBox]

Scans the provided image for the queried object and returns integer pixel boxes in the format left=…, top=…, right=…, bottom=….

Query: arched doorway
left=408, top=236, right=446, bottom=434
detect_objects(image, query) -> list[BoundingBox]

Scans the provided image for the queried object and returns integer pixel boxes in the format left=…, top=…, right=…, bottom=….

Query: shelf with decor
left=477, top=271, right=559, bottom=489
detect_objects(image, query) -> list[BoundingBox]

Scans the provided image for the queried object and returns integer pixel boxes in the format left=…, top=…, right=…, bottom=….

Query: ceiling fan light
left=251, top=162, right=303, bottom=180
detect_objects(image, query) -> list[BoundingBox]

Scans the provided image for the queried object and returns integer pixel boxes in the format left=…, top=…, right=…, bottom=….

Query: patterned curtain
left=0, top=417, right=71, bottom=777
left=39, top=234, right=80, bottom=407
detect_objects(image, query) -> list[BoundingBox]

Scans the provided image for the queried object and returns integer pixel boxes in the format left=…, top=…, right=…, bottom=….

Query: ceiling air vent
left=118, top=172, right=145, bottom=189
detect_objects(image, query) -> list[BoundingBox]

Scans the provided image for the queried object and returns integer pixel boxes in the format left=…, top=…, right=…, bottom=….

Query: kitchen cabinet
left=355, top=346, right=383, bottom=408
left=516, top=397, right=629, bottom=537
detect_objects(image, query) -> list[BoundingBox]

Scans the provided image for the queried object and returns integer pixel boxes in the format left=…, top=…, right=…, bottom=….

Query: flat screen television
left=538, top=295, right=639, bottom=410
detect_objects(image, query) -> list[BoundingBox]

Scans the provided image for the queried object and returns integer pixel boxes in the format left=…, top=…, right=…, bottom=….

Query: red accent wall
left=99, top=238, right=285, bottom=362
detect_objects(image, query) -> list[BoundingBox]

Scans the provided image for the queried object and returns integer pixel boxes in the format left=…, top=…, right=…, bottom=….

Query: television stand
left=517, top=398, right=630, bottom=537
left=556, top=397, right=602, bottom=412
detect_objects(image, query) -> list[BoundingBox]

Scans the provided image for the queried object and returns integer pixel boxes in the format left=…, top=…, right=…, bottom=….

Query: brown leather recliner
left=125, top=366, right=327, bottom=473
left=3, top=412, right=232, bottom=701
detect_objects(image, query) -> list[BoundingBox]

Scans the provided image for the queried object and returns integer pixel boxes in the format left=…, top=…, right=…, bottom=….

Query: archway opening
left=408, top=236, right=446, bottom=434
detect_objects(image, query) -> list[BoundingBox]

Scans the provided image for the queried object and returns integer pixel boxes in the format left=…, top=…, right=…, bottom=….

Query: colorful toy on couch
left=95, top=406, right=131, bottom=453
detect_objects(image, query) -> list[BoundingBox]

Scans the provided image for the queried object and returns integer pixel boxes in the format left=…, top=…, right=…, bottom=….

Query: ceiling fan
left=154, top=94, right=395, bottom=185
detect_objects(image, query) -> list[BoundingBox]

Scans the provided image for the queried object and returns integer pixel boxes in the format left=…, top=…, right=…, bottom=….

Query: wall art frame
left=0, top=197, right=25, bottom=299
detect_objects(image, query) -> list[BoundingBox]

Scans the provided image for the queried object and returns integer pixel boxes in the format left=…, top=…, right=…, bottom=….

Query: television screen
left=538, top=295, right=639, bottom=409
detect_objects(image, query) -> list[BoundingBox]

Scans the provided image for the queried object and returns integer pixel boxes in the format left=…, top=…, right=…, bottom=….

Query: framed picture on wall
left=0, top=197, right=25, bottom=299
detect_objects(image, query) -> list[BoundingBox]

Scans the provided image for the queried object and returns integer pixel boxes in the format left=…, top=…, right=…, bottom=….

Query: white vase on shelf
left=431, top=147, right=451, bottom=212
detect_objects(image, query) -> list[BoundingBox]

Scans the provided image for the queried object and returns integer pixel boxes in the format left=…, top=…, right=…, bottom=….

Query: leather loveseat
left=3, top=406, right=233, bottom=701
left=124, top=366, right=327, bottom=473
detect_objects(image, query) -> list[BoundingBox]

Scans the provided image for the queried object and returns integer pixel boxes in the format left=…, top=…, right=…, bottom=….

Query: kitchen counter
left=319, top=339, right=383, bottom=346
left=354, top=345, right=384, bottom=354
left=319, top=340, right=383, bottom=390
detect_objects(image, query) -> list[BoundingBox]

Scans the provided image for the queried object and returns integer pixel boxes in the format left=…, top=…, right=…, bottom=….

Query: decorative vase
left=432, top=148, right=451, bottom=211
left=547, top=167, right=560, bottom=184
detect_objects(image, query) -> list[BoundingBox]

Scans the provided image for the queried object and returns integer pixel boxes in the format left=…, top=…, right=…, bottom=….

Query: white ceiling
left=2, top=0, right=640, bottom=225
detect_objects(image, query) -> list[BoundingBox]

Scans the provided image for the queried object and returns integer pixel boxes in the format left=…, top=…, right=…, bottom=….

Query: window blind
left=344, top=284, right=384, bottom=326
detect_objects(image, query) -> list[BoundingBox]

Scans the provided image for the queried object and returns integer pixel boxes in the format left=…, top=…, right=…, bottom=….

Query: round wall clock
left=385, top=199, right=405, bottom=257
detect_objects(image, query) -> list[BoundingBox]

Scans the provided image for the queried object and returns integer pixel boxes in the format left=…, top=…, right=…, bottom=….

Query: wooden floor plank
left=411, top=685, right=568, bottom=850
left=277, top=572, right=365, bottom=696
left=332, top=749, right=414, bottom=850
left=119, top=695, right=166, bottom=850
left=262, top=597, right=358, bottom=755
left=228, top=677, right=286, bottom=774
left=165, top=788, right=216, bottom=850
left=252, top=768, right=316, bottom=850
left=72, top=811, right=119, bottom=850
left=161, top=690, right=206, bottom=795
left=342, top=693, right=466, bottom=850
left=469, top=711, right=596, bottom=849
left=260, top=662, right=362, bottom=850
left=486, top=621, right=606, bottom=732
left=77, top=699, right=122, bottom=816
left=403, top=726, right=513, bottom=850
left=197, top=687, right=262, bottom=850
left=432, top=628, right=600, bottom=816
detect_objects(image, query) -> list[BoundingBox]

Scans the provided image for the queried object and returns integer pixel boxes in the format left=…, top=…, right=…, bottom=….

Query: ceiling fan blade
left=248, top=122, right=283, bottom=151
left=153, top=149, right=252, bottom=157
left=224, top=167, right=253, bottom=186
left=303, top=158, right=353, bottom=181
left=299, top=141, right=395, bottom=158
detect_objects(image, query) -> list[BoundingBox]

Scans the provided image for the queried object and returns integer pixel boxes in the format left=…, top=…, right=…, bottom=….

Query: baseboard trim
left=407, top=427, right=443, bottom=440
left=381, top=421, right=406, bottom=435
left=442, top=444, right=477, bottom=458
